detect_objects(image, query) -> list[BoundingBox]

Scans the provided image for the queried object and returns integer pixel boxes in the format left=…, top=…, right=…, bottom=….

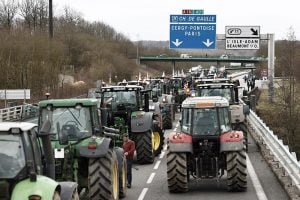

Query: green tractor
left=0, top=122, right=78, bottom=200
left=99, top=85, right=164, bottom=164
left=38, top=98, right=127, bottom=200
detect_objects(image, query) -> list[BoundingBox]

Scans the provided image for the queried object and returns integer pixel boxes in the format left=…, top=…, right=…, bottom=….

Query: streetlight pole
left=136, top=34, right=140, bottom=65
left=49, top=0, right=53, bottom=38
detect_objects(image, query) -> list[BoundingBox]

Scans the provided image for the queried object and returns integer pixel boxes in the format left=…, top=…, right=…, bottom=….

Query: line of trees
left=0, top=0, right=140, bottom=103
left=257, top=27, right=300, bottom=156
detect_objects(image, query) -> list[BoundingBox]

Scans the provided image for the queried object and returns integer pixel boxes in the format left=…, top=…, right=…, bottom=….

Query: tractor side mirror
left=242, top=90, right=248, bottom=96
left=39, top=120, right=51, bottom=135
left=243, top=105, right=250, bottom=115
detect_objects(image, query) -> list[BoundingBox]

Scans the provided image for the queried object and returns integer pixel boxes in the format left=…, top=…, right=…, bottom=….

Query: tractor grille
left=55, top=159, right=63, bottom=177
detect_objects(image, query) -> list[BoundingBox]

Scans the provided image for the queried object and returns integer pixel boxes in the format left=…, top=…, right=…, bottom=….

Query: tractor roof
left=197, top=83, right=234, bottom=88
left=195, top=78, right=233, bottom=85
left=0, top=122, right=37, bottom=132
left=39, top=98, right=98, bottom=108
left=102, top=85, right=143, bottom=91
left=182, top=96, right=229, bottom=108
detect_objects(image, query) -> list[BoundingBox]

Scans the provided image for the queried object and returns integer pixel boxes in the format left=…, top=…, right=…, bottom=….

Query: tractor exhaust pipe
left=144, top=93, right=149, bottom=112
left=39, top=120, right=55, bottom=180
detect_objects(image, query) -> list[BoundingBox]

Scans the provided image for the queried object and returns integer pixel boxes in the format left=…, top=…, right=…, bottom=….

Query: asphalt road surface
left=125, top=113, right=289, bottom=200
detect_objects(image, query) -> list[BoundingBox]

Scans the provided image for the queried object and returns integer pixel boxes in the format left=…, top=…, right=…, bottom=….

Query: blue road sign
left=170, top=15, right=216, bottom=23
left=169, top=24, right=216, bottom=49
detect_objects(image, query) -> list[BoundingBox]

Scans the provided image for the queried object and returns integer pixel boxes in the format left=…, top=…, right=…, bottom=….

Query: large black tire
left=88, top=150, right=119, bottom=200
left=152, top=127, right=165, bottom=156
left=162, top=111, right=172, bottom=129
left=167, top=152, right=188, bottom=193
left=136, top=131, right=154, bottom=164
left=226, top=148, right=247, bottom=192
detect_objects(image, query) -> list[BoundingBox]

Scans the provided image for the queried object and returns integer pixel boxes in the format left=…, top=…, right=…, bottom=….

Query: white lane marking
left=247, top=154, right=268, bottom=200
left=159, top=151, right=165, bottom=159
left=153, top=160, right=161, bottom=170
left=146, top=172, right=156, bottom=184
left=138, top=188, right=148, bottom=200
left=173, top=128, right=177, bottom=131
left=163, top=145, right=167, bottom=151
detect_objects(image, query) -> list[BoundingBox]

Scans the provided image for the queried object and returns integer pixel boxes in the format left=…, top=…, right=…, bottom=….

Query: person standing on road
left=122, top=133, right=135, bottom=188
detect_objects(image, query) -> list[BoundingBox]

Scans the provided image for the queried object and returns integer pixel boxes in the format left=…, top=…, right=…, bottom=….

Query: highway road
left=125, top=113, right=289, bottom=200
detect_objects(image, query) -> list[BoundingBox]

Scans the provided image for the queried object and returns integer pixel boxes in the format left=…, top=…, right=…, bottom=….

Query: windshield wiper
left=68, top=108, right=82, bottom=127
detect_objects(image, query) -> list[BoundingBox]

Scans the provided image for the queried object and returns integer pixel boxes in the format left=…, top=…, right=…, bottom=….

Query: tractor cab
left=195, top=78, right=238, bottom=104
left=0, top=123, right=41, bottom=196
left=100, top=85, right=146, bottom=126
left=38, top=99, right=100, bottom=144
left=181, top=97, right=231, bottom=137
left=0, top=122, right=64, bottom=200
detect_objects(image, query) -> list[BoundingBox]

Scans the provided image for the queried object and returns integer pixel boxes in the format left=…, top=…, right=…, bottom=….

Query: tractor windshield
left=104, top=91, right=137, bottom=106
left=40, top=107, right=93, bottom=140
left=199, top=88, right=233, bottom=103
left=193, top=108, right=218, bottom=135
left=181, top=107, right=231, bottom=135
left=0, top=134, right=25, bottom=178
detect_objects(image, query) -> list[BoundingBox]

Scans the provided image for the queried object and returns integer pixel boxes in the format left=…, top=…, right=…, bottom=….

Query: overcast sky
left=55, top=0, right=299, bottom=41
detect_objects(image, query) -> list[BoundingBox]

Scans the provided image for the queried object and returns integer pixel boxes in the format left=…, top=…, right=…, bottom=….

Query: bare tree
left=0, top=0, right=18, bottom=29
left=19, top=0, right=34, bottom=29
left=276, top=27, right=300, bottom=152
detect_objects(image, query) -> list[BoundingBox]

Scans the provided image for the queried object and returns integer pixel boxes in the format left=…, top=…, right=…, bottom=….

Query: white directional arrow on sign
left=172, top=39, right=183, bottom=47
left=202, top=39, right=214, bottom=47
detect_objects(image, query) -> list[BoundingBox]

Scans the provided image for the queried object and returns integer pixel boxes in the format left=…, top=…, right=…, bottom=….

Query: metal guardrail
left=247, top=109, right=300, bottom=193
left=0, top=104, right=38, bottom=122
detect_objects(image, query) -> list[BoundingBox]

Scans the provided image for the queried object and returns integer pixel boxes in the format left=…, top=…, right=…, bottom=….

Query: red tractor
left=167, top=96, right=247, bottom=192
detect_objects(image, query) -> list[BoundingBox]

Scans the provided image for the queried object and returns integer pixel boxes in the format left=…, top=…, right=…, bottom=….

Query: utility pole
left=268, top=33, right=275, bottom=103
left=49, top=0, right=53, bottom=38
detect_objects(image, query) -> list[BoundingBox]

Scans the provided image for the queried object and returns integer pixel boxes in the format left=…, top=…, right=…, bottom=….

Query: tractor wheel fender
left=59, top=182, right=79, bottom=200
left=168, top=132, right=193, bottom=153
left=79, top=137, right=112, bottom=158
left=131, top=112, right=153, bottom=133
left=220, top=131, right=244, bottom=152
left=11, top=175, right=59, bottom=200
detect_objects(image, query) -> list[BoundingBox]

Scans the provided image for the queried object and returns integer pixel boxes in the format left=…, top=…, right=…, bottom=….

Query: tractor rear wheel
left=162, top=112, right=172, bottom=129
left=152, top=127, right=164, bottom=156
left=167, top=152, right=188, bottom=193
left=88, top=150, right=119, bottom=200
left=136, top=131, right=154, bottom=164
left=226, top=147, right=247, bottom=192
